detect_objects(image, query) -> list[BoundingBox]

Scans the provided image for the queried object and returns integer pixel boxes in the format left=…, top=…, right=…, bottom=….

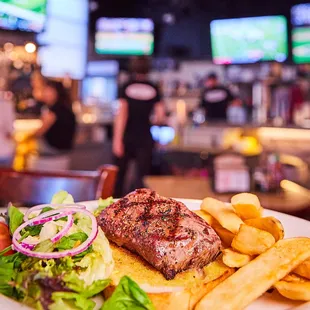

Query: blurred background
left=0, top=0, right=310, bottom=217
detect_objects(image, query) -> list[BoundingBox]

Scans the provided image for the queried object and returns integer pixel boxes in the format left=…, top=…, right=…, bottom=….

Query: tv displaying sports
left=210, top=16, right=288, bottom=64
left=0, top=0, right=46, bottom=32
left=292, top=27, right=310, bottom=64
left=95, top=17, right=154, bottom=56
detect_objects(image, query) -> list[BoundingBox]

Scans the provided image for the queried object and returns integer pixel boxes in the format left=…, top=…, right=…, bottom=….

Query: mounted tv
left=0, top=0, right=47, bottom=32
left=95, top=17, right=154, bottom=56
left=291, top=4, right=310, bottom=64
left=210, top=16, right=288, bottom=64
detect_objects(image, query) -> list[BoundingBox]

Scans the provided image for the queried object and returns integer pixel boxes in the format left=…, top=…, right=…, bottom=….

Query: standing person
left=0, top=92, right=15, bottom=167
left=113, top=57, right=165, bottom=197
left=200, top=72, right=236, bottom=121
left=28, top=80, right=76, bottom=155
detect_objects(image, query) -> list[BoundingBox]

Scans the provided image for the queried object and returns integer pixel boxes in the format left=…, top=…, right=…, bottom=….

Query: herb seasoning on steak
left=97, top=189, right=221, bottom=280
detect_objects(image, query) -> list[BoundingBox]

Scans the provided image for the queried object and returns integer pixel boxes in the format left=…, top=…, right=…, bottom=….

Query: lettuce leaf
left=63, top=273, right=110, bottom=298
left=8, top=205, right=24, bottom=235
left=0, top=252, right=27, bottom=297
left=49, top=292, right=95, bottom=310
left=55, top=232, right=88, bottom=251
left=94, top=197, right=114, bottom=217
left=75, top=229, right=114, bottom=286
left=51, top=191, right=74, bottom=204
left=101, top=276, right=154, bottom=310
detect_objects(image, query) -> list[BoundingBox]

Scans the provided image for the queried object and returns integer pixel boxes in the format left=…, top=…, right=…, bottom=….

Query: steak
left=97, top=188, right=221, bottom=280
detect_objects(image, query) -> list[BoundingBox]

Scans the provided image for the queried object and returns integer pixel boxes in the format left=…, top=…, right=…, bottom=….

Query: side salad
left=0, top=191, right=155, bottom=310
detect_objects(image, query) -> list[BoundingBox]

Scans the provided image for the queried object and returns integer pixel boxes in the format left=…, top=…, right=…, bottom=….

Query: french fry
left=245, top=217, right=284, bottom=241
left=222, top=248, right=253, bottom=268
left=212, top=224, right=235, bottom=247
left=282, top=273, right=305, bottom=282
left=232, top=224, right=275, bottom=255
left=194, top=210, right=215, bottom=226
left=201, top=198, right=244, bottom=234
left=196, top=238, right=310, bottom=310
left=294, top=258, right=310, bottom=280
left=231, top=193, right=263, bottom=220
left=274, top=280, right=310, bottom=301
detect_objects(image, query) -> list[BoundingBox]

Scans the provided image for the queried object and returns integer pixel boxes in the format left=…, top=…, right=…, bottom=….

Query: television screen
left=291, top=3, right=310, bottom=26
left=210, top=16, right=288, bottom=64
left=0, top=0, right=46, bottom=32
left=292, top=27, right=310, bottom=64
left=95, top=17, right=154, bottom=56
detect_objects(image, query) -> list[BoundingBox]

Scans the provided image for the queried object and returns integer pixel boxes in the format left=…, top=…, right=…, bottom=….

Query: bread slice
left=104, top=243, right=234, bottom=310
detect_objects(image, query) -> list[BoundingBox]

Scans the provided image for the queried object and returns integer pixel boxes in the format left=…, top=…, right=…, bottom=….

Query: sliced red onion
left=12, top=208, right=98, bottom=259
left=24, top=203, right=86, bottom=222
left=51, top=214, right=73, bottom=243
left=31, top=211, right=73, bottom=226
left=14, top=209, right=75, bottom=244
left=19, top=214, right=74, bottom=249
left=20, top=243, right=35, bottom=250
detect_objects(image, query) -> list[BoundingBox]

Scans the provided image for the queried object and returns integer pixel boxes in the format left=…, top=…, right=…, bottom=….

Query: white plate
left=1, top=199, right=310, bottom=310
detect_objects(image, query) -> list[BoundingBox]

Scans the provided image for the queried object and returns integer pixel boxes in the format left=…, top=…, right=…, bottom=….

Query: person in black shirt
left=113, top=57, right=165, bottom=197
left=200, top=72, right=235, bottom=121
left=31, top=80, right=76, bottom=154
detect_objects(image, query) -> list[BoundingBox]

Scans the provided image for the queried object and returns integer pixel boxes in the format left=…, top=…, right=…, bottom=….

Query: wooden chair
left=0, top=165, right=118, bottom=206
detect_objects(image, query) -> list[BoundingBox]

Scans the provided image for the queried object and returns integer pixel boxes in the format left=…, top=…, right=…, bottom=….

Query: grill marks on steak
left=97, top=188, right=221, bottom=280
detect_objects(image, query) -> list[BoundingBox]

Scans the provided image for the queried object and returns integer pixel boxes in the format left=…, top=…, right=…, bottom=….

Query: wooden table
left=144, top=176, right=310, bottom=217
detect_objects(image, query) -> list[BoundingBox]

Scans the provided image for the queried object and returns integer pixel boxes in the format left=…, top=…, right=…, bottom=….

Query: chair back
left=0, top=165, right=118, bottom=206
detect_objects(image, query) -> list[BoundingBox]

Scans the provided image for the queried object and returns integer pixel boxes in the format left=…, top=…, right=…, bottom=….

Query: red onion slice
left=31, top=211, right=73, bottom=226
left=14, top=209, right=75, bottom=244
left=24, top=203, right=86, bottom=222
left=51, top=214, right=73, bottom=243
left=12, top=208, right=98, bottom=259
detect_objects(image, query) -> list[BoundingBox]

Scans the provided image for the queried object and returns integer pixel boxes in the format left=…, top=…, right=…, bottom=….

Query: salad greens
left=101, top=276, right=155, bottom=310
left=94, top=197, right=114, bottom=217
left=51, top=191, right=74, bottom=205
left=8, top=205, right=24, bottom=234
left=0, top=193, right=154, bottom=310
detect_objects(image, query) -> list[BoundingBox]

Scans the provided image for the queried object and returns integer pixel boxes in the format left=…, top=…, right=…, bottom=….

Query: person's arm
left=153, top=101, right=166, bottom=125
left=113, top=99, right=128, bottom=158
left=31, top=110, right=56, bottom=139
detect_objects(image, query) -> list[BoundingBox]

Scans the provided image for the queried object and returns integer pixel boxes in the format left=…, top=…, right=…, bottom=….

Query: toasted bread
left=104, top=243, right=234, bottom=310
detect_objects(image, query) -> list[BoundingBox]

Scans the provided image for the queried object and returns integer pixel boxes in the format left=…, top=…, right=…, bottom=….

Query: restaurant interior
left=0, top=0, right=309, bottom=221
left=1, top=1, right=310, bottom=310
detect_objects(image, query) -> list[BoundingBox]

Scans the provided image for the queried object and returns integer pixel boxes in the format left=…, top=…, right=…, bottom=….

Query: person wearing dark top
left=200, top=72, right=235, bottom=121
left=30, top=80, right=76, bottom=155
left=113, top=57, right=165, bottom=197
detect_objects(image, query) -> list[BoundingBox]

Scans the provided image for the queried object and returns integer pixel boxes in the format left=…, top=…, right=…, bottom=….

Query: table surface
left=144, top=176, right=310, bottom=217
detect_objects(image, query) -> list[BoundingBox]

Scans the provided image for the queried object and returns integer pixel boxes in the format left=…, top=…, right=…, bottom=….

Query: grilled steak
left=97, top=189, right=221, bottom=280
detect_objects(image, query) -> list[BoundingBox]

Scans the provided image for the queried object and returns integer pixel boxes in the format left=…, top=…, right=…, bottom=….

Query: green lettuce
left=51, top=191, right=74, bottom=204
left=49, top=292, right=96, bottom=310
left=0, top=252, right=27, bottom=297
left=63, top=273, right=110, bottom=298
left=94, top=197, right=114, bottom=217
left=101, top=276, right=155, bottom=310
left=8, top=205, right=24, bottom=234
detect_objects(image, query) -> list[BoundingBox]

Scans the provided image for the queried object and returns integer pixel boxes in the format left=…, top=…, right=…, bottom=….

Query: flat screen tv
left=292, top=27, right=310, bottom=64
left=210, top=16, right=288, bottom=64
left=95, top=17, right=154, bottom=56
left=0, top=0, right=47, bottom=32
left=291, top=3, right=310, bottom=26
